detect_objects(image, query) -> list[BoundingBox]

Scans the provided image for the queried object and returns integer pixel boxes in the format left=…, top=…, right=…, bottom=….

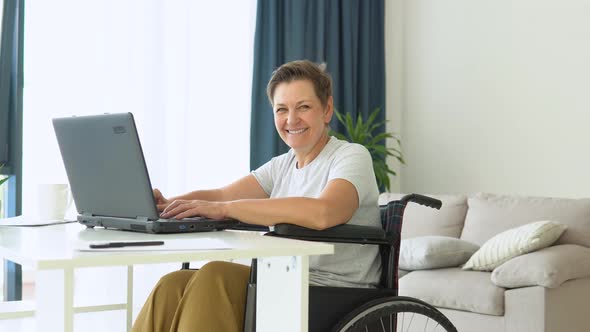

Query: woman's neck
left=294, top=133, right=331, bottom=169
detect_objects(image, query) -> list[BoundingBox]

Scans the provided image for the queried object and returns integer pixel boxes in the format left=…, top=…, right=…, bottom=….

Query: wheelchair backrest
left=378, top=200, right=408, bottom=290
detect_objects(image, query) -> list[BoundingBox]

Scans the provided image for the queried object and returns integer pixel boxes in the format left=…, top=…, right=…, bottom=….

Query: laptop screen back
left=53, top=113, right=160, bottom=220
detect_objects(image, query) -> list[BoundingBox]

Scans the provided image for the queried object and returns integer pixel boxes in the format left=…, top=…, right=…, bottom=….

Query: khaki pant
left=132, top=261, right=251, bottom=332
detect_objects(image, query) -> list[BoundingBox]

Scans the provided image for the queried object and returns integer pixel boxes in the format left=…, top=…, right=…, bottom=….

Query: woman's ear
left=324, top=96, right=334, bottom=124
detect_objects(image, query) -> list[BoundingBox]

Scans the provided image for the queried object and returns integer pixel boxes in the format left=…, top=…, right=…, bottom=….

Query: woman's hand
left=160, top=200, right=229, bottom=220
left=153, top=188, right=171, bottom=212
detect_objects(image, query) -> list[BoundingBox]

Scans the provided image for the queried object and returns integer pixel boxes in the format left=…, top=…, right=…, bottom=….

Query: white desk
left=0, top=221, right=333, bottom=332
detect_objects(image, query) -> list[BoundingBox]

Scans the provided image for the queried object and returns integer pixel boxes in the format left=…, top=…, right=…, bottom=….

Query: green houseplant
left=330, top=108, right=404, bottom=192
left=0, top=164, right=8, bottom=187
left=0, top=176, right=7, bottom=187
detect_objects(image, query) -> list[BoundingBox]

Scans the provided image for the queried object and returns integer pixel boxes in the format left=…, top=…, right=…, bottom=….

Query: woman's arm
left=161, top=178, right=359, bottom=230
left=155, top=175, right=268, bottom=211
left=173, top=175, right=269, bottom=201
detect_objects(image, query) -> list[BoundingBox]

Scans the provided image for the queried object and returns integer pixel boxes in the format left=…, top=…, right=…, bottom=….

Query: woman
left=132, top=60, right=382, bottom=332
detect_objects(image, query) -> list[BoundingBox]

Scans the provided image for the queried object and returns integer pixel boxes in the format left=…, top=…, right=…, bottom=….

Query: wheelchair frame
left=243, top=194, right=457, bottom=332
left=182, top=194, right=457, bottom=332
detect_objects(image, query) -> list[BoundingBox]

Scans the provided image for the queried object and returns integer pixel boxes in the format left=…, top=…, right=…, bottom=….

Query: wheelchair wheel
left=332, top=296, right=457, bottom=332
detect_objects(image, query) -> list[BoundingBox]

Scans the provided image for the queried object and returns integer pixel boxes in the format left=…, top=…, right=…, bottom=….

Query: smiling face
left=272, top=79, right=334, bottom=156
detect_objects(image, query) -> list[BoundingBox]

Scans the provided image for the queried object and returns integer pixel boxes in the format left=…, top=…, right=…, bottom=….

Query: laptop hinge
left=81, top=212, right=94, bottom=217
left=136, top=216, right=149, bottom=222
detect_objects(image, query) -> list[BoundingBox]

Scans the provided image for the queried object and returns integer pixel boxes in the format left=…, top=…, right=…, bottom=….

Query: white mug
left=37, top=184, right=73, bottom=220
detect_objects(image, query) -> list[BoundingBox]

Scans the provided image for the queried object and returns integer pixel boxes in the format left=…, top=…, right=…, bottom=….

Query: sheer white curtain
left=22, top=0, right=256, bottom=214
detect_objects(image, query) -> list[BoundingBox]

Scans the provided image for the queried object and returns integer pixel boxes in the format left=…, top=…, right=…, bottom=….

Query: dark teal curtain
left=0, top=0, right=24, bottom=301
left=0, top=0, right=16, bottom=164
left=250, top=0, right=385, bottom=169
left=0, top=0, right=23, bottom=215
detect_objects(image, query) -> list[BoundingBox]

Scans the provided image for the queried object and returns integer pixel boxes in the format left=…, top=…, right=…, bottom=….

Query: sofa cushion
left=379, top=193, right=467, bottom=239
left=463, top=220, right=567, bottom=271
left=492, top=244, right=590, bottom=288
left=399, top=268, right=505, bottom=316
left=460, top=193, right=590, bottom=247
left=400, top=236, right=479, bottom=270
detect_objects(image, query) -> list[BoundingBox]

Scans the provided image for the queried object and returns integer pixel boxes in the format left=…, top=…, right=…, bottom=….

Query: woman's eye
left=275, top=108, right=287, bottom=113
left=299, top=105, right=310, bottom=110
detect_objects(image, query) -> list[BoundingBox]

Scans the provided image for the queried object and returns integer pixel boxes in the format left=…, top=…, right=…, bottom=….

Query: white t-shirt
left=251, top=136, right=382, bottom=288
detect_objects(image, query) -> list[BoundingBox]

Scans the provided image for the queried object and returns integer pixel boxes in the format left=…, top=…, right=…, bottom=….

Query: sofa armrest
left=504, top=277, right=590, bottom=332
left=491, top=244, right=590, bottom=288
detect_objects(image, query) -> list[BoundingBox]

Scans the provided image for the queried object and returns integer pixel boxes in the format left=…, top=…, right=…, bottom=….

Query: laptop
left=52, top=112, right=239, bottom=234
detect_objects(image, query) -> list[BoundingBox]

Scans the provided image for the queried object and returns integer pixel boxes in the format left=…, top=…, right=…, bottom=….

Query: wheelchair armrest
left=267, top=223, right=389, bottom=245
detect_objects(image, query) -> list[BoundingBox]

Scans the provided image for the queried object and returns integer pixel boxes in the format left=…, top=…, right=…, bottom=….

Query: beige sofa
left=379, top=192, right=590, bottom=332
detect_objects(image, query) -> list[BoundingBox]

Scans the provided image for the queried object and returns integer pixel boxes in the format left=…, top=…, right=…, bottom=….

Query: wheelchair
left=184, top=194, right=458, bottom=332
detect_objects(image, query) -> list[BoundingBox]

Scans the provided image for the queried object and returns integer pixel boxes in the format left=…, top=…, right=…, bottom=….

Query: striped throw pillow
left=462, top=220, right=567, bottom=271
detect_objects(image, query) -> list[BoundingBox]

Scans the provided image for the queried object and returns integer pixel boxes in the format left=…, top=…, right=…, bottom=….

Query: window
left=22, top=0, right=257, bottom=214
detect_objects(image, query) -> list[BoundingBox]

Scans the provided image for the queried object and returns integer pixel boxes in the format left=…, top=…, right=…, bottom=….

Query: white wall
left=386, top=0, right=590, bottom=198
left=385, top=0, right=405, bottom=193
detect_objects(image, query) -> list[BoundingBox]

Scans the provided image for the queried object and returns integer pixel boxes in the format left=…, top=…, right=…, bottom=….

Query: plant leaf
left=328, top=107, right=404, bottom=191
left=368, top=132, right=392, bottom=146
left=371, top=145, right=389, bottom=156
left=387, top=146, right=403, bottom=155
left=344, top=113, right=354, bottom=135
left=353, top=113, right=364, bottom=142
left=369, top=118, right=396, bottom=135
left=0, top=164, right=8, bottom=187
left=365, top=107, right=381, bottom=127
left=334, top=110, right=346, bottom=126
